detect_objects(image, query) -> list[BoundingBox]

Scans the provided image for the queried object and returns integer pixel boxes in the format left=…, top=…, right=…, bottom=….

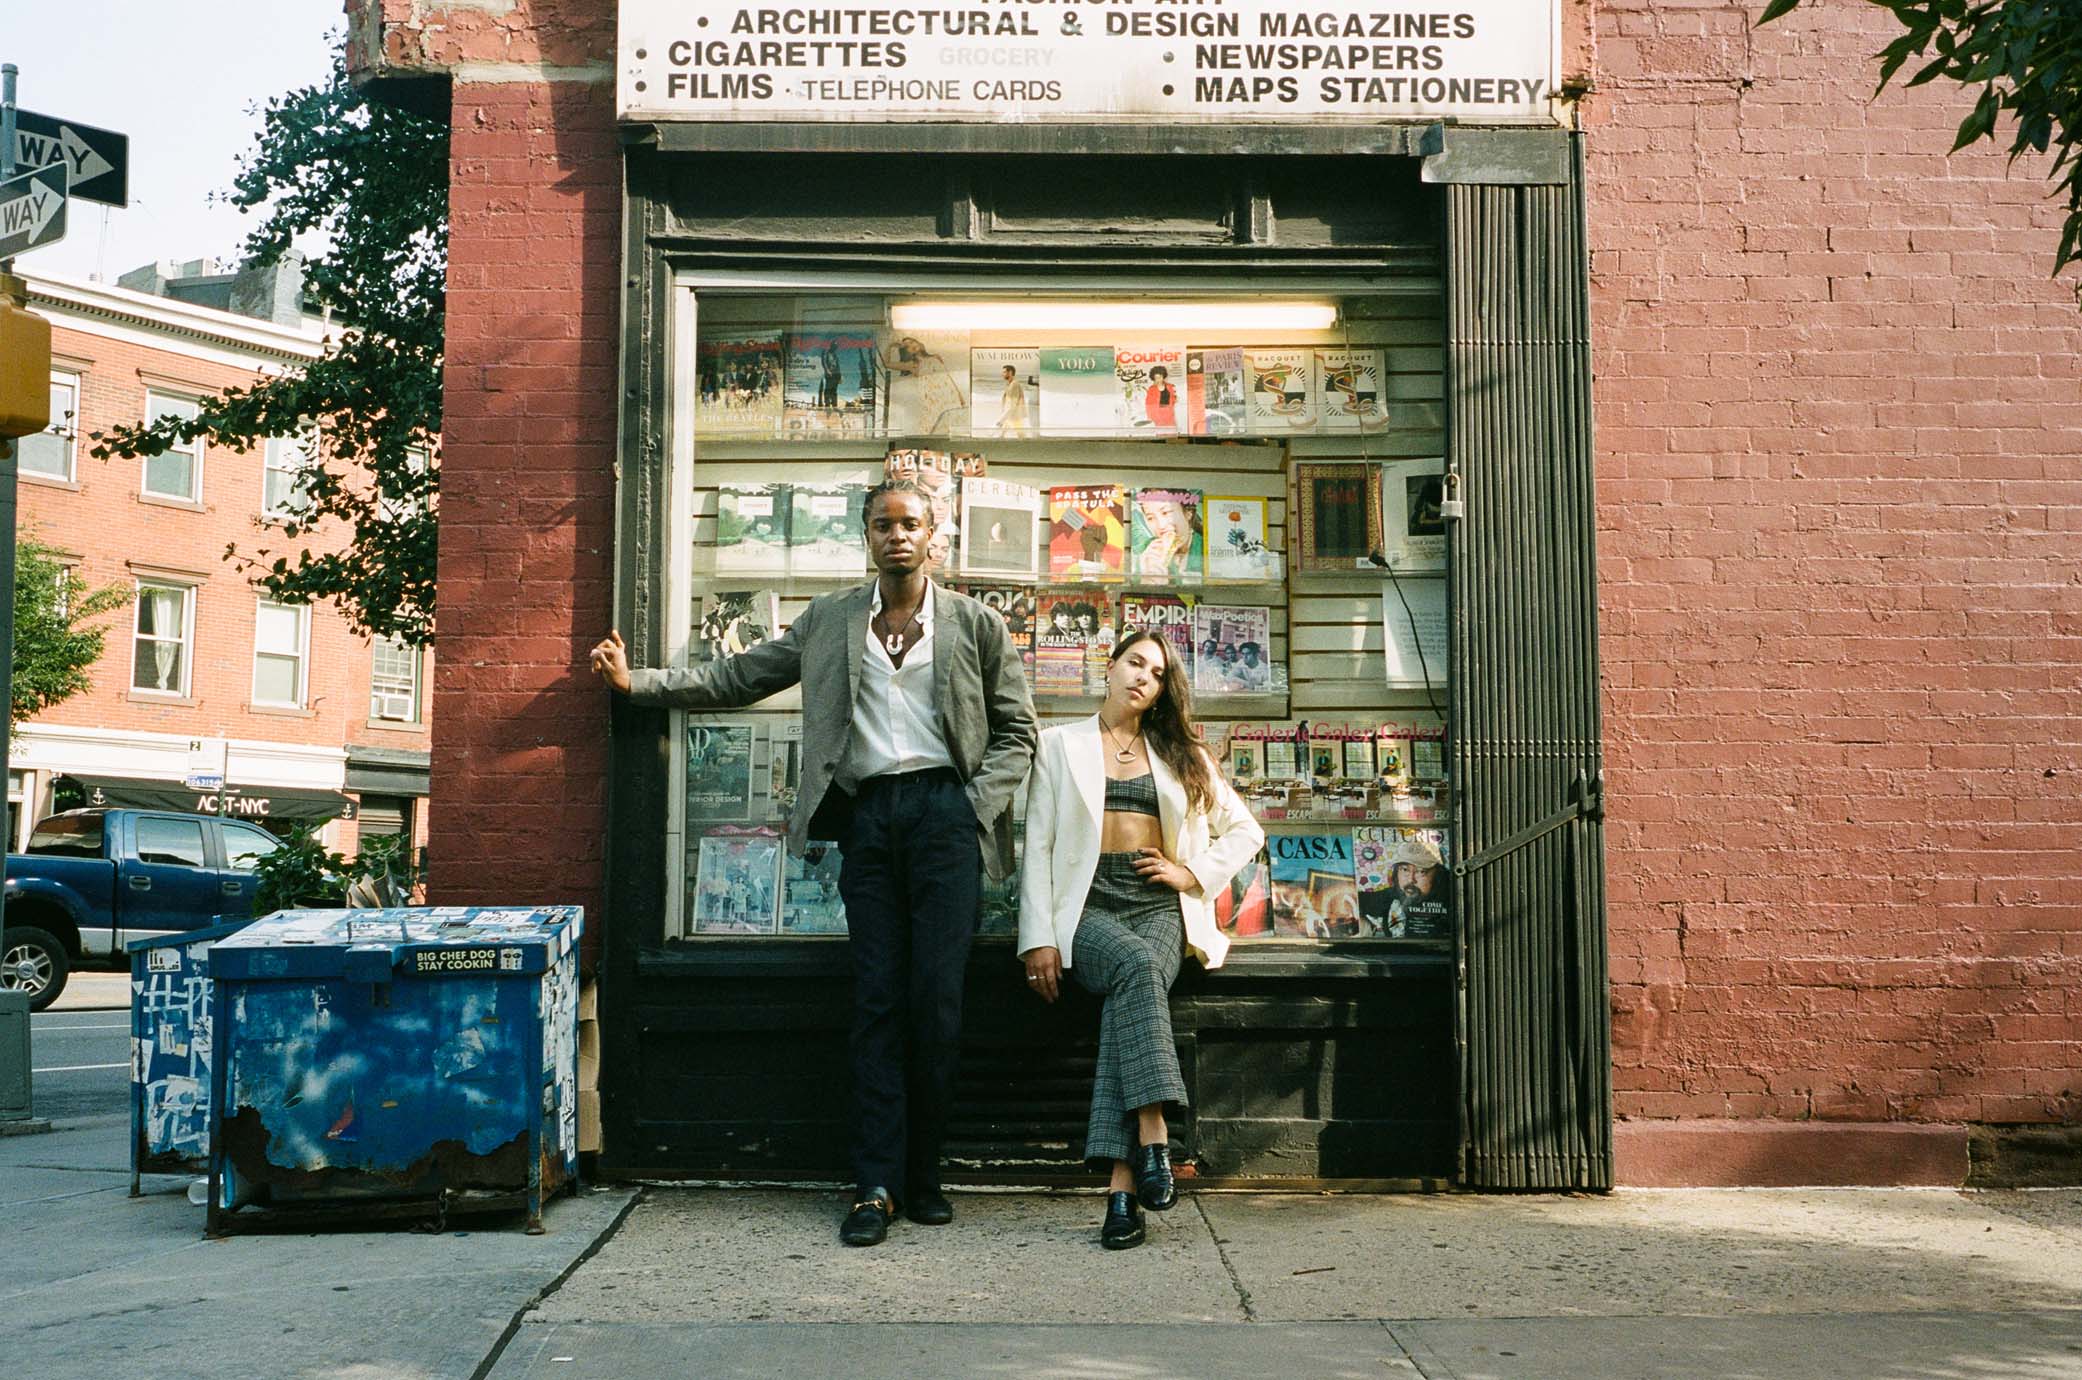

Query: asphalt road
left=29, top=1006, right=131, bottom=1123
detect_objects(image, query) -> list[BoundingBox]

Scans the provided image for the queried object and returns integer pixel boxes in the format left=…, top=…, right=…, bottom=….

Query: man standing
left=590, top=481, right=1037, bottom=1246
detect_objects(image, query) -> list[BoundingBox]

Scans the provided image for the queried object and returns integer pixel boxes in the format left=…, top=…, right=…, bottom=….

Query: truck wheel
left=1, top=927, right=70, bottom=1013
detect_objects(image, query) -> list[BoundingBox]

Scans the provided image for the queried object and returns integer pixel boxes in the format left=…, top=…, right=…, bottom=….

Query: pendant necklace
left=1103, top=719, right=1142, bottom=764
left=876, top=608, right=921, bottom=659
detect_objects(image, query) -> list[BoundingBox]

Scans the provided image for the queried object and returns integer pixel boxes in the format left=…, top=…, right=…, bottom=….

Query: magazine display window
left=664, top=283, right=1453, bottom=951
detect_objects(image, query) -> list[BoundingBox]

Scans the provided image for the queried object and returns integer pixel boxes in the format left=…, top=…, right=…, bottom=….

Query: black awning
left=56, top=774, right=358, bottom=823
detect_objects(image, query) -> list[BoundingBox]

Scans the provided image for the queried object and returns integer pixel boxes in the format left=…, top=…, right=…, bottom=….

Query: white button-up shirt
left=841, top=580, right=954, bottom=785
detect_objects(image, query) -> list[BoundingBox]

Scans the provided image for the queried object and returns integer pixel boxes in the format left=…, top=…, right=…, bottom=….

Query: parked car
left=1, top=808, right=283, bottom=1011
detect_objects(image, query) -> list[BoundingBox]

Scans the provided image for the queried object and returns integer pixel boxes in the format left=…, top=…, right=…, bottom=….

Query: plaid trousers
left=1071, top=854, right=1190, bottom=1167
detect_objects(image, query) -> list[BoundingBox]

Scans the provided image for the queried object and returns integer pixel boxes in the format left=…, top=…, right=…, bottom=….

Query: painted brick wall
left=431, top=77, right=619, bottom=924
left=25, top=320, right=433, bottom=855
left=1584, top=0, right=2082, bottom=1126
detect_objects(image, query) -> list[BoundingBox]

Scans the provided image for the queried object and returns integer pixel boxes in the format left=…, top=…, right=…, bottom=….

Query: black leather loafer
left=906, top=1187, right=954, bottom=1225
left=1101, top=1190, right=1145, bottom=1250
left=1132, top=1142, right=1177, bottom=1212
left=840, top=1189, right=895, bottom=1247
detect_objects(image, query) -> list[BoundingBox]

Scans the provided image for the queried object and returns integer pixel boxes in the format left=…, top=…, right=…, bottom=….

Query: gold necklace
left=1102, top=718, right=1142, bottom=764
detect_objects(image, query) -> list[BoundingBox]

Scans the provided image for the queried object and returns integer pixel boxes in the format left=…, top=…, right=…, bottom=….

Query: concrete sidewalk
left=491, top=1184, right=2082, bottom=1379
left=9, top=1120, right=2082, bottom=1380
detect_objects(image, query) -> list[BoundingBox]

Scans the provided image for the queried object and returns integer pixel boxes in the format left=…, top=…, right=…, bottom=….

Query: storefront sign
left=619, top=0, right=1558, bottom=124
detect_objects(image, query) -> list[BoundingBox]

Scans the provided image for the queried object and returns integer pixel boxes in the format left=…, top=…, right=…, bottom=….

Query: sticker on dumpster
left=406, top=946, right=522, bottom=975
left=147, top=948, right=182, bottom=972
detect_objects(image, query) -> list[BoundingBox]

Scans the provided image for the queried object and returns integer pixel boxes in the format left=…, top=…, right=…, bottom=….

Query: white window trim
left=369, top=635, right=422, bottom=723
left=251, top=598, right=312, bottom=708
left=262, top=430, right=319, bottom=520
left=141, top=390, right=205, bottom=502
left=130, top=580, right=196, bottom=698
left=21, top=370, right=79, bottom=483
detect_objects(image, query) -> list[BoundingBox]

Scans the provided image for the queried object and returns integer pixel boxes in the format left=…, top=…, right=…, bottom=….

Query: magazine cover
left=884, top=448, right=967, bottom=572
left=691, top=827, right=782, bottom=935
left=1295, top=463, right=1384, bottom=572
left=1204, top=494, right=1278, bottom=582
left=1130, top=488, right=1204, bottom=585
left=1267, top=833, right=1360, bottom=939
left=1114, top=345, right=1186, bottom=435
left=1035, top=593, right=1107, bottom=696
left=1374, top=723, right=1411, bottom=793
left=1048, top=484, right=1130, bottom=580
left=1376, top=457, right=1448, bottom=571
left=1184, top=347, right=1249, bottom=436
left=1307, top=723, right=1344, bottom=786
left=714, top=483, right=791, bottom=575
left=1355, top=827, right=1451, bottom=941
left=685, top=722, right=755, bottom=820
left=783, top=331, right=878, bottom=436
left=1245, top=348, right=1317, bottom=434
left=1316, top=348, right=1389, bottom=433
left=769, top=719, right=803, bottom=822
left=691, top=589, right=780, bottom=666
left=971, top=347, right=1039, bottom=437
left=1228, top=736, right=1265, bottom=785
left=1192, top=604, right=1274, bottom=695
left=1118, top=593, right=1197, bottom=685
left=694, top=332, right=784, bottom=435
left=878, top=329, right=969, bottom=435
left=1262, top=724, right=1302, bottom=781
left=1381, top=580, right=1449, bottom=687
left=965, top=585, right=1037, bottom=671
left=781, top=840, right=848, bottom=935
left=958, top=477, right=1042, bottom=577
left=1038, top=347, right=1122, bottom=434
left=1214, top=847, right=1274, bottom=938
left=788, top=484, right=868, bottom=575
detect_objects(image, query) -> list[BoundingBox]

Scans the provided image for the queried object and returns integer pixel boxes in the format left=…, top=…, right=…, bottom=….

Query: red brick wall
left=1586, top=0, right=2082, bottom=1126
left=25, top=322, right=432, bottom=846
left=431, top=79, right=619, bottom=929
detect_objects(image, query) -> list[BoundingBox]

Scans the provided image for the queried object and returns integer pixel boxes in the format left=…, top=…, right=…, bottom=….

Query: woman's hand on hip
left=1133, top=848, right=1196, bottom=892
left=1022, top=946, right=1062, bottom=1003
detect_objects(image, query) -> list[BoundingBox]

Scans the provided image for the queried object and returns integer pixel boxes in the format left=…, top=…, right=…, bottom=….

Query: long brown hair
left=1109, top=629, right=1216, bottom=815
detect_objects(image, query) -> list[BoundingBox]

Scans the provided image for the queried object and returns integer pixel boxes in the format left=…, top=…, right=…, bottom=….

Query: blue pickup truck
left=1, top=808, right=284, bottom=1010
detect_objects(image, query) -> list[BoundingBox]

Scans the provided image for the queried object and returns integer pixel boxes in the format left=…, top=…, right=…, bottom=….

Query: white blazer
left=1018, top=716, right=1266, bottom=972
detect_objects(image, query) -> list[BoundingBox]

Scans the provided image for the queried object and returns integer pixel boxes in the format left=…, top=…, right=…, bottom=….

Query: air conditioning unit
left=375, top=693, right=415, bottom=722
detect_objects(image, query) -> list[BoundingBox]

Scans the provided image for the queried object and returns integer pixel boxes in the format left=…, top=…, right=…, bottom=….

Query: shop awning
left=55, top=774, right=358, bottom=823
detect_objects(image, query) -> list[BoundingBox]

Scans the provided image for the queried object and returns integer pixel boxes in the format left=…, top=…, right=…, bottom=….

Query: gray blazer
left=628, top=581, right=1039, bottom=881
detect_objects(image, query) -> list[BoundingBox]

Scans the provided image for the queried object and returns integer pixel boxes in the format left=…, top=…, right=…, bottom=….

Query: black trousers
left=835, top=767, right=982, bottom=1201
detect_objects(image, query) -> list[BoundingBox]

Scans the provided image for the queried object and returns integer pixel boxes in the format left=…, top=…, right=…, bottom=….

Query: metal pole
left=2, top=63, right=21, bottom=906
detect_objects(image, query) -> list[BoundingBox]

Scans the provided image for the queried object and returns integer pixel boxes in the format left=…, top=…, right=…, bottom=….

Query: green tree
left=10, top=538, right=132, bottom=728
left=1759, top=0, right=2082, bottom=276
left=90, top=44, right=448, bottom=644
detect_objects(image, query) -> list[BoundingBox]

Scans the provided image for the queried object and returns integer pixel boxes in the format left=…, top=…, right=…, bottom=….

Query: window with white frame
left=369, top=635, right=421, bottom=722
left=263, top=432, right=317, bottom=519
left=252, top=599, right=310, bottom=707
left=380, top=445, right=432, bottom=524
left=142, top=392, right=203, bottom=501
left=19, top=372, right=78, bottom=481
left=131, top=581, right=195, bottom=695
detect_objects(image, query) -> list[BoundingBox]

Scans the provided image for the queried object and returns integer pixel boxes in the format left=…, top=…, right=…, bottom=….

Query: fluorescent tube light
left=888, top=300, right=1339, bottom=333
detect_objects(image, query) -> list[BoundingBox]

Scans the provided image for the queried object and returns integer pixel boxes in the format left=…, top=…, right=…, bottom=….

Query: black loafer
left=841, top=1189, right=895, bottom=1247
left=1101, top=1190, right=1145, bottom=1250
left=906, top=1187, right=954, bottom=1225
left=1132, top=1143, right=1177, bottom=1213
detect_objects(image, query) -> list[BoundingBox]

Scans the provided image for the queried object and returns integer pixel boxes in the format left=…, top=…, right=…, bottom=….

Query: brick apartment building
left=343, top=0, right=2079, bottom=1187
left=13, top=260, right=433, bottom=863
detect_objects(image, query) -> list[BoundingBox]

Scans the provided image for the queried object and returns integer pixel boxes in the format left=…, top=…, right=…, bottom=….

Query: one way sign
left=0, top=164, right=68, bottom=259
left=12, top=110, right=128, bottom=208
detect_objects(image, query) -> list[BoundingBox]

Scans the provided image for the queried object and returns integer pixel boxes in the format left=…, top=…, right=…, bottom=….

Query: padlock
left=1439, top=469, right=1465, bottom=521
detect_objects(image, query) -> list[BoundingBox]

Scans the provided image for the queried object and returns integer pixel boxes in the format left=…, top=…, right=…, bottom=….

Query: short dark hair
left=863, top=479, right=937, bottom=528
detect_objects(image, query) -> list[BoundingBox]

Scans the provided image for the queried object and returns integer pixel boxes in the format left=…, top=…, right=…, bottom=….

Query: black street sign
left=0, top=164, right=67, bottom=259
left=12, top=110, right=128, bottom=208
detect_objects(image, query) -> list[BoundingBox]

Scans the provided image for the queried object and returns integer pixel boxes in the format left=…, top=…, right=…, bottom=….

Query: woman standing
left=1018, top=630, right=1265, bottom=1249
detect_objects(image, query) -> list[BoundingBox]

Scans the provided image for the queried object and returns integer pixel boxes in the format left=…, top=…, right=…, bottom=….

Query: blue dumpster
left=129, top=921, right=248, bottom=1193
left=206, top=905, right=583, bottom=1233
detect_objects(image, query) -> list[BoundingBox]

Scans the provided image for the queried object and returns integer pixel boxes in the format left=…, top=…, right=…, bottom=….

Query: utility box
left=206, top=905, right=584, bottom=1234
left=0, top=989, right=32, bottom=1122
left=129, top=922, right=246, bottom=1190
